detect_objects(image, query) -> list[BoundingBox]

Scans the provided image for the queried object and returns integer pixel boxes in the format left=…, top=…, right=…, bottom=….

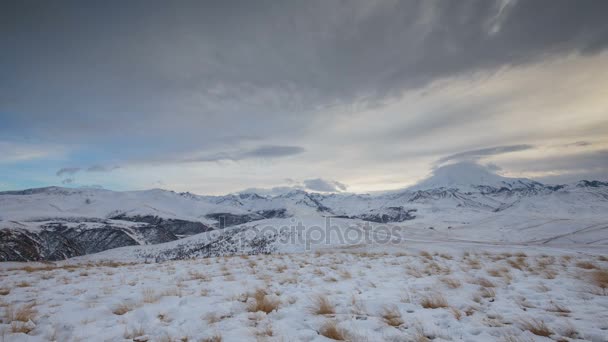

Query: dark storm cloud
left=2, top=0, right=608, bottom=157
left=437, top=144, right=535, bottom=164
left=303, top=178, right=348, bottom=192
left=56, top=167, right=81, bottom=177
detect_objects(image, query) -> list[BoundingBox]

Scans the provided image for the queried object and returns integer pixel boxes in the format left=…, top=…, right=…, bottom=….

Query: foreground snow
left=1, top=244, right=607, bottom=341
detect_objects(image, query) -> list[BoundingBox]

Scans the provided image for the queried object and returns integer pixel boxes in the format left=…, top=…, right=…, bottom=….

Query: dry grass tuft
left=310, top=294, right=336, bottom=315
left=4, top=303, right=37, bottom=323
left=420, top=293, right=448, bottom=309
left=419, top=251, right=433, bottom=260
left=319, top=320, right=346, bottom=340
left=471, top=277, right=495, bottom=288
left=201, top=334, right=223, bottom=342
left=16, top=281, right=31, bottom=288
left=519, top=319, right=552, bottom=337
left=0, top=288, right=10, bottom=296
left=575, top=261, right=597, bottom=269
left=591, top=269, right=608, bottom=295
left=507, top=257, right=528, bottom=271
left=123, top=325, right=145, bottom=339
left=440, top=277, right=461, bottom=289
left=142, top=288, right=159, bottom=303
left=112, top=303, right=135, bottom=315
left=450, top=307, right=463, bottom=320
left=381, top=305, right=404, bottom=327
left=247, top=289, right=280, bottom=314
left=188, top=270, right=211, bottom=282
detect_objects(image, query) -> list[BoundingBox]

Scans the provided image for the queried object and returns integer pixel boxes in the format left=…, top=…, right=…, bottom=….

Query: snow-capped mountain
left=1, top=162, right=607, bottom=261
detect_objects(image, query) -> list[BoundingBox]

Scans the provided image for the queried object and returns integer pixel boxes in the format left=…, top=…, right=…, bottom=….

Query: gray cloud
left=56, top=167, right=81, bottom=177
left=86, top=165, right=119, bottom=172
left=61, top=177, right=75, bottom=185
left=437, top=144, right=535, bottom=165
left=2, top=1, right=608, bottom=159
left=303, top=178, right=348, bottom=192
left=564, top=141, right=592, bottom=147
left=184, top=145, right=305, bottom=163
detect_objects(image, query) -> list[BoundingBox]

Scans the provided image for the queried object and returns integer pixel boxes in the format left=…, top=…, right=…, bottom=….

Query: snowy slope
left=1, top=162, right=608, bottom=261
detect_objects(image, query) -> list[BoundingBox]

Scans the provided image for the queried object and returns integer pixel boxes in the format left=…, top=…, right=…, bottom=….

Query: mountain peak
left=408, top=162, right=532, bottom=191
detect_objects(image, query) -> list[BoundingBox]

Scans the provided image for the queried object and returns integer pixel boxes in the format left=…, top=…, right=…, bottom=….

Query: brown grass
left=381, top=305, right=404, bottom=327
left=420, top=293, right=448, bottom=309
left=319, top=320, right=346, bottom=340
left=247, top=289, right=280, bottom=314
left=142, top=288, right=159, bottom=303
left=16, top=281, right=31, bottom=288
left=0, top=288, right=9, bottom=296
left=188, top=270, right=211, bottom=282
left=112, top=303, right=135, bottom=315
left=519, top=319, right=552, bottom=337
left=419, top=251, right=433, bottom=260
left=201, top=334, right=223, bottom=342
left=310, top=294, right=336, bottom=315
left=478, top=287, right=496, bottom=299
left=123, top=325, right=145, bottom=339
left=575, top=261, right=597, bottom=269
left=591, top=269, right=608, bottom=295
left=4, top=303, right=37, bottom=323
left=440, top=277, right=461, bottom=289
left=450, top=307, right=463, bottom=320
left=471, top=277, right=495, bottom=288
left=507, top=257, right=528, bottom=271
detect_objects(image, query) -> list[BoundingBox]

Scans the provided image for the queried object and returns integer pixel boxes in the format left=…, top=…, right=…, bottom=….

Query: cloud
left=183, top=145, right=305, bottom=163
left=56, top=167, right=81, bottom=177
left=564, top=141, right=592, bottom=147
left=437, top=144, right=534, bottom=165
left=86, top=165, right=119, bottom=172
left=303, top=178, right=348, bottom=192
left=61, top=177, right=75, bottom=184
left=0, top=141, right=65, bottom=163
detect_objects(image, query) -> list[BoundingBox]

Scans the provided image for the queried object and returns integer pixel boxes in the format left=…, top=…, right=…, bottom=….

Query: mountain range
left=1, top=162, right=607, bottom=261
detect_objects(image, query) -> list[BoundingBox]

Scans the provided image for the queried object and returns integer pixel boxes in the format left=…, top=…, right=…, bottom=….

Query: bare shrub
left=319, top=320, right=346, bottom=340
left=247, top=289, right=279, bottom=314
left=420, top=293, right=448, bottom=309
left=381, top=305, right=404, bottom=327
left=310, top=294, right=335, bottom=315
left=0, top=289, right=9, bottom=296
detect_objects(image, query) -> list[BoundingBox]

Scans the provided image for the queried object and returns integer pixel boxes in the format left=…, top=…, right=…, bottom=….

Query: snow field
left=1, top=249, right=607, bottom=341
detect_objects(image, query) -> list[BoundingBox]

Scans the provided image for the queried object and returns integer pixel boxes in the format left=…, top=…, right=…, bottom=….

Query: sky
left=1, top=0, right=608, bottom=195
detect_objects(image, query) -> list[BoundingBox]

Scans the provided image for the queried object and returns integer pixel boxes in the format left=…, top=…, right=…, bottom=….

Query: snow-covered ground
left=1, top=241, right=607, bottom=342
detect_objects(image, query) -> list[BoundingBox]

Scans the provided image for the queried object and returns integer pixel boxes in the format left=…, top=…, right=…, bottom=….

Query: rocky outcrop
left=205, top=209, right=289, bottom=228
left=351, top=207, right=417, bottom=223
